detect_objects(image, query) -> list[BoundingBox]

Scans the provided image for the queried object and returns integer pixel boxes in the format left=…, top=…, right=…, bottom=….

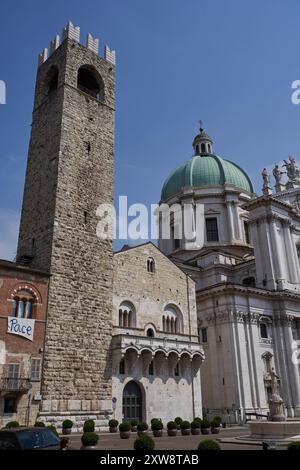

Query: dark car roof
left=0, top=427, right=46, bottom=432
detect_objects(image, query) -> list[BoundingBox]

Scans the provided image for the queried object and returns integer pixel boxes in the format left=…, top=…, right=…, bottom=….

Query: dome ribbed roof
left=161, top=153, right=255, bottom=201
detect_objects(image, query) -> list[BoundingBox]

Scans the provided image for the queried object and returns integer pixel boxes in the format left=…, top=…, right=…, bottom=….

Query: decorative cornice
left=196, top=281, right=300, bottom=301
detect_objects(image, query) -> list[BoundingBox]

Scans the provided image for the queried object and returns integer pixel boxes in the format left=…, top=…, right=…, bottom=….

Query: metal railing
left=0, top=378, right=31, bottom=393
left=245, top=412, right=268, bottom=422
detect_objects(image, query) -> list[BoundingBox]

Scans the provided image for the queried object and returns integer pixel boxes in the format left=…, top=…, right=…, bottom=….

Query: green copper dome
left=161, top=153, right=255, bottom=201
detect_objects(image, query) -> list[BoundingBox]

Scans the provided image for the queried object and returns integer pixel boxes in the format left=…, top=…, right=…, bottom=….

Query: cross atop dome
left=193, top=123, right=213, bottom=155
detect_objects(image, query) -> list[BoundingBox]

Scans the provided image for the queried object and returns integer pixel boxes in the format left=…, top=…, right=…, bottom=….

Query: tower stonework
left=17, top=23, right=115, bottom=428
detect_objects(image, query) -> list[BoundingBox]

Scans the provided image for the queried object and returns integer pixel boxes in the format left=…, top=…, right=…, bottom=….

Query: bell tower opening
left=77, top=65, right=104, bottom=101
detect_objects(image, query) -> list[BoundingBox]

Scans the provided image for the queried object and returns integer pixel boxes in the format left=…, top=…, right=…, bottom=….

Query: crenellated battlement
left=38, top=21, right=116, bottom=67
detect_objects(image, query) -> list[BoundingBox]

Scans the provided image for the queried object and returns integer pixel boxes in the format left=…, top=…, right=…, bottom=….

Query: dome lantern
left=192, top=123, right=213, bottom=156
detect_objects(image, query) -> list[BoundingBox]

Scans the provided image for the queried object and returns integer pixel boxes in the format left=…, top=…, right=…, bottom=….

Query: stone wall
left=112, top=243, right=203, bottom=422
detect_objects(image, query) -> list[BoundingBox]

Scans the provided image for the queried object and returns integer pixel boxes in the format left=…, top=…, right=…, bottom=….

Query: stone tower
left=17, top=22, right=116, bottom=427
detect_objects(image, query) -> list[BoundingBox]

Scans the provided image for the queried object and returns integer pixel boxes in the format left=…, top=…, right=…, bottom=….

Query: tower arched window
left=146, top=328, right=154, bottom=337
left=201, top=143, right=206, bottom=153
left=44, top=65, right=59, bottom=96
left=147, top=257, right=155, bottom=273
left=162, top=304, right=183, bottom=334
left=118, top=301, right=136, bottom=328
left=77, top=65, right=104, bottom=101
left=148, top=360, right=154, bottom=376
left=11, top=289, right=36, bottom=319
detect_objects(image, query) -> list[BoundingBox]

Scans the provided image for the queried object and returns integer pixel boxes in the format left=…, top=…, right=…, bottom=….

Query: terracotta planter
left=201, top=428, right=210, bottom=435
left=191, top=428, right=200, bottom=435
left=62, top=428, right=71, bottom=435
left=181, top=429, right=191, bottom=436
left=109, top=427, right=118, bottom=433
left=211, top=427, right=220, bottom=434
left=120, top=431, right=131, bottom=439
left=131, top=426, right=138, bottom=432
left=137, top=430, right=148, bottom=437
left=167, top=429, right=177, bottom=437
left=153, top=430, right=163, bottom=437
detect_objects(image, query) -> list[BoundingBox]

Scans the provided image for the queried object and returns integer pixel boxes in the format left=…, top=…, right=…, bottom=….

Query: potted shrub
left=151, top=420, right=163, bottom=437
left=211, top=417, right=221, bottom=434
left=130, top=419, right=139, bottom=432
left=180, top=420, right=191, bottom=436
left=174, top=417, right=183, bottom=430
left=197, top=439, right=221, bottom=450
left=34, top=421, right=45, bottom=427
left=201, top=419, right=210, bottom=435
left=191, top=420, right=201, bottom=435
left=83, top=419, right=95, bottom=433
left=151, top=418, right=160, bottom=425
left=47, top=425, right=59, bottom=437
left=80, top=432, right=99, bottom=450
left=109, top=419, right=119, bottom=433
left=137, top=422, right=148, bottom=436
left=62, top=419, right=73, bottom=435
left=134, top=435, right=155, bottom=451
left=119, top=422, right=131, bottom=439
left=5, top=421, right=19, bottom=429
left=167, top=421, right=177, bottom=437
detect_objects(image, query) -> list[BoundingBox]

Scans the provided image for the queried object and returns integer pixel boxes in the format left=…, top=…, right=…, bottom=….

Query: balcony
left=0, top=378, right=31, bottom=395
left=259, top=337, right=273, bottom=347
left=112, top=333, right=205, bottom=361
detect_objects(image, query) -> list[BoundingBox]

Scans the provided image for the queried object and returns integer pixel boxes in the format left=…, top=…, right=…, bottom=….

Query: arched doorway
left=122, top=381, right=142, bottom=422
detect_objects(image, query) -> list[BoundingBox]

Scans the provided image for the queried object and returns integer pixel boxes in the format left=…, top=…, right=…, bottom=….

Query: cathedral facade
left=0, top=22, right=300, bottom=429
left=158, top=128, right=300, bottom=422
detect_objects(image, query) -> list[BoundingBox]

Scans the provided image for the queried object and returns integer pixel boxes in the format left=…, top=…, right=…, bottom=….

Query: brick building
left=0, top=260, right=49, bottom=427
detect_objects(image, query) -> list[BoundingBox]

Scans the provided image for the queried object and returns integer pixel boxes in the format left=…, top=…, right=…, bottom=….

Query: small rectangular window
left=206, top=218, right=219, bottom=242
left=7, top=364, right=20, bottom=390
left=4, top=397, right=17, bottom=414
left=119, top=359, right=125, bottom=375
left=31, top=358, right=41, bottom=381
left=149, top=361, right=154, bottom=376
left=260, top=323, right=268, bottom=339
left=201, top=328, right=208, bottom=343
left=174, top=363, right=179, bottom=376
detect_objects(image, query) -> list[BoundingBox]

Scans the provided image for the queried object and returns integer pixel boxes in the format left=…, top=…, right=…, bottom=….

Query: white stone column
left=283, top=316, right=300, bottom=416
left=268, top=217, right=284, bottom=282
left=249, top=221, right=264, bottom=286
left=247, top=314, right=264, bottom=410
left=275, top=317, right=294, bottom=416
left=290, top=228, right=300, bottom=283
left=282, top=222, right=298, bottom=284
left=257, top=218, right=276, bottom=290
left=226, top=202, right=235, bottom=242
left=233, top=202, right=241, bottom=240
left=243, top=317, right=257, bottom=409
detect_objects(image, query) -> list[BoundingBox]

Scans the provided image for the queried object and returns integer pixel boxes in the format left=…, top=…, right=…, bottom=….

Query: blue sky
left=1, top=0, right=300, bottom=258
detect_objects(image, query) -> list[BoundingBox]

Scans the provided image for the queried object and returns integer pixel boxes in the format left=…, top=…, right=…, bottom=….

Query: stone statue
left=270, top=368, right=280, bottom=395
left=268, top=368, right=286, bottom=422
left=283, top=156, right=300, bottom=187
left=262, top=168, right=270, bottom=187
left=261, top=168, right=272, bottom=195
left=273, top=164, right=283, bottom=184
